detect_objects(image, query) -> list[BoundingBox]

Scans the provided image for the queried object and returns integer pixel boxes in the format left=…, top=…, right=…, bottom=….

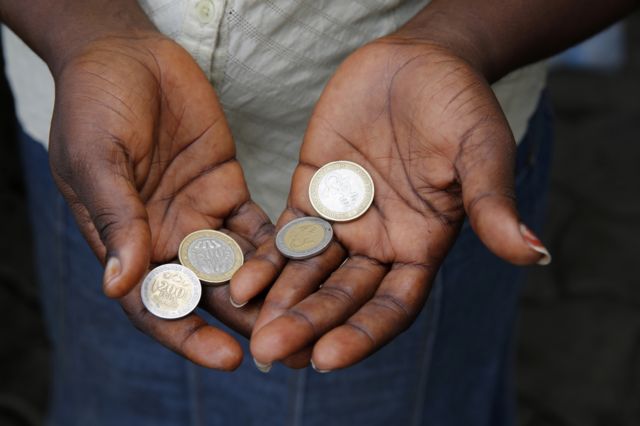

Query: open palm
left=49, top=34, right=272, bottom=369
left=233, top=40, right=548, bottom=371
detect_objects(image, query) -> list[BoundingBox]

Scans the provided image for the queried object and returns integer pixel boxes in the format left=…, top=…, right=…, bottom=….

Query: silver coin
left=309, top=160, right=375, bottom=222
left=141, top=264, right=202, bottom=320
left=276, top=217, right=333, bottom=259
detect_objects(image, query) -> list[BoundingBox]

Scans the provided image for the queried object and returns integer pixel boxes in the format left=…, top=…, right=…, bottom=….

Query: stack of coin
left=275, top=160, right=375, bottom=259
left=142, top=229, right=245, bottom=319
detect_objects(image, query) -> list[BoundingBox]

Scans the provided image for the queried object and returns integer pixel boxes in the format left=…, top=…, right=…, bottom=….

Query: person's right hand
left=48, top=31, right=273, bottom=370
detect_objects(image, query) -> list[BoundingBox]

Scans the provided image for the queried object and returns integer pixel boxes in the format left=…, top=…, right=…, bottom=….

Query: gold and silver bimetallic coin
left=141, top=264, right=202, bottom=320
left=276, top=217, right=333, bottom=260
left=309, top=160, right=375, bottom=222
left=178, top=229, right=244, bottom=284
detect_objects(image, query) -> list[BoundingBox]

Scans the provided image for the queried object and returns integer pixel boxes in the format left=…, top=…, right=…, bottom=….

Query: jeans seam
left=187, top=362, right=202, bottom=426
left=410, top=272, right=445, bottom=426
left=56, top=196, right=68, bottom=371
left=288, top=369, right=308, bottom=426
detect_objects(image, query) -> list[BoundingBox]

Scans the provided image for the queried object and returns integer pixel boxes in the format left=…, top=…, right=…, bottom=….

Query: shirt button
left=196, top=0, right=215, bottom=24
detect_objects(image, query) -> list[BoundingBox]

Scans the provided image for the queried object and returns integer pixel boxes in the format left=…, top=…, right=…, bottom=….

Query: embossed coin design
left=178, top=229, right=244, bottom=284
left=141, top=264, right=202, bottom=320
left=276, top=217, right=333, bottom=259
left=309, top=160, right=375, bottom=222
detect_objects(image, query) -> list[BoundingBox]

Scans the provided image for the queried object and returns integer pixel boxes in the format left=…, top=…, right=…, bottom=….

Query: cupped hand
left=49, top=33, right=273, bottom=369
left=232, top=39, right=550, bottom=372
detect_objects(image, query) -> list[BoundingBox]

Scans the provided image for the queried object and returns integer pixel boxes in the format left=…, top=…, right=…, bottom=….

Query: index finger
left=310, top=263, right=432, bottom=371
left=119, top=282, right=244, bottom=370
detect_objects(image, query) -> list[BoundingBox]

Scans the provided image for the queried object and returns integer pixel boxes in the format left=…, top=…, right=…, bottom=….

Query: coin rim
left=178, top=229, right=244, bottom=284
left=308, top=160, right=375, bottom=222
left=141, top=264, right=202, bottom=320
left=275, top=216, right=334, bottom=260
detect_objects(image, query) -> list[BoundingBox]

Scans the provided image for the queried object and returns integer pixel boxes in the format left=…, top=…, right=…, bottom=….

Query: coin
left=141, top=264, right=202, bottom=320
left=309, top=160, right=375, bottom=222
left=178, top=229, right=244, bottom=284
left=276, top=217, right=333, bottom=259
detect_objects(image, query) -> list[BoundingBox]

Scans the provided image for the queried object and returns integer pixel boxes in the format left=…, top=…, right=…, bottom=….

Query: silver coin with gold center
left=309, top=160, right=375, bottom=222
left=141, top=264, right=202, bottom=320
left=178, top=230, right=244, bottom=284
left=276, top=217, right=333, bottom=259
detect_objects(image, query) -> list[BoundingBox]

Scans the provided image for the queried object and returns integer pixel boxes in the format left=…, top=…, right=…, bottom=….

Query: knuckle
left=92, top=208, right=122, bottom=240
left=466, top=191, right=515, bottom=218
left=177, top=322, right=208, bottom=354
left=252, top=221, right=275, bottom=244
left=262, top=297, right=289, bottom=313
left=369, top=294, right=412, bottom=324
left=252, top=251, right=282, bottom=272
left=344, top=320, right=376, bottom=345
left=287, top=309, right=318, bottom=337
left=317, top=285, right=355, bottom=306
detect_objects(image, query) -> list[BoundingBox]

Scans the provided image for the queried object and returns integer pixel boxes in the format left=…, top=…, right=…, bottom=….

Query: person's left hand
left=231, top=37, right=551, bottom=372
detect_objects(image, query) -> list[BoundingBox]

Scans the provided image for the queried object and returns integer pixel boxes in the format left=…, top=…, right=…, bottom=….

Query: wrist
left=387, top=4, right=505, bottom=82
left=2, top=0, right=160, bottom=78
left=49, top=6, right=160, bottom=78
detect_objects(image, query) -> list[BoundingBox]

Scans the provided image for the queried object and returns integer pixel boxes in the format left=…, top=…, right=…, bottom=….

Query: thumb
left=457, top=130, right=551, bottom=266
left=52, top=156, right=152, bottom=299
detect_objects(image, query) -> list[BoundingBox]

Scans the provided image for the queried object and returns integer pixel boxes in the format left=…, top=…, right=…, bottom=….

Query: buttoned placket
left=175, top=0, right=228, bottom=80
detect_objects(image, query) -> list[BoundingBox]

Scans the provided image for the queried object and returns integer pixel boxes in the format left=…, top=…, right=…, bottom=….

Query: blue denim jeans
left=20, top=95, right=552, bottom=426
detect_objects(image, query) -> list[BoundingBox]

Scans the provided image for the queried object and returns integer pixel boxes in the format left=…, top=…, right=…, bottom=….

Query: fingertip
left=253, top=358, right=272, bottom=373
left=102, top=256, right=122, bottom=298
left=189, top=328, right=244, bottom=371
left=230, top=257, right=279, bottom=306
left=468, top=195, right=547, bottom=266
left=311, top=328, right=365, bottom=371
left=249, top=328, right=276, bottom=364
left=214, top=340, right=244, bottom=371
left=102, top=244, right=151, bottom=298
left=229, top=295, right=248, bottom=309
left=251, top=316, right=315, bottom=364
left=310, top=359, right=331, bottom=374
left=281, top=347, right=313, bottom=369
left=519, top=223, right=552, bottom=266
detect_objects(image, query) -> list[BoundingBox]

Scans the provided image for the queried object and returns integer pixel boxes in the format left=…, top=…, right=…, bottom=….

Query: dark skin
left=1, top=0, right=637, bottom=371
left=231, top=0, right=640, bottom=371
left=234, top=38, right=539, bottom=371
left=2, top=1, right=272, bottom=370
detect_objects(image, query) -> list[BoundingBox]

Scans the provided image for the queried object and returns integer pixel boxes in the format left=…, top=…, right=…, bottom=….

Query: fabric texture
left=2, top=0, right=546, bottom=219
left=19, top=94, right=553, bottom=426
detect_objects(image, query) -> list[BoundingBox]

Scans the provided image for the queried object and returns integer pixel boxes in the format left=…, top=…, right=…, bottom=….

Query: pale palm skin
left=232, top=39, right=547, bottom=371
left=49, top=34, right=272, bottom=370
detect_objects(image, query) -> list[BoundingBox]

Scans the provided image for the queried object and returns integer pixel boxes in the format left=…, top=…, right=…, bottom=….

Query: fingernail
left=103, top=257, right=122, bottom=290
left=253, top=358, right=272, bottom=373
left=230, top=296, right=248, bottom=309
left=310, top=360, right=331, bottom=374
left=519, top=224, right=552, bottom=266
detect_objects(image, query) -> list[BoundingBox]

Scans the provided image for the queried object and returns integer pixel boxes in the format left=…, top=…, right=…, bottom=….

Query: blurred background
left=0, top=11, right=638, bottom=426
left=517, top=11, right=640, bottom=426
left=0, top=36, right=49, bottom=426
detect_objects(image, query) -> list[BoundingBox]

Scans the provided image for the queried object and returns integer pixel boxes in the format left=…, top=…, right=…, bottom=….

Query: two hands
left=49, top=27, right=549, bottom=372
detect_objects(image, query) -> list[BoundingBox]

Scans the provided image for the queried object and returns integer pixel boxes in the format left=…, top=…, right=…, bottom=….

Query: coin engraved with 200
left=141, top=264, right=202, bottom=320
